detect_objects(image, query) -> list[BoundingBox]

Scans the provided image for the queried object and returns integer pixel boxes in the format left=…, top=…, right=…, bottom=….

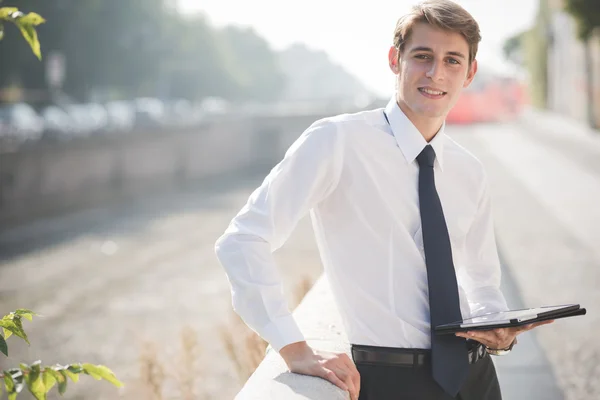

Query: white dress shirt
left=214, top=97, right=509, bottom=353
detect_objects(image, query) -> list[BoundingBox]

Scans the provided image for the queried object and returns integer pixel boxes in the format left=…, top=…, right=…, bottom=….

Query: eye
left=415, top=54, right=431, bottom=60
left=447, top=58, right=460, bottom=65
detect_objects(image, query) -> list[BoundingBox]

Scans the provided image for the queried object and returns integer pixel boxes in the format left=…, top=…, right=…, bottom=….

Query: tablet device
left=434, top=304, right=586, bottom=334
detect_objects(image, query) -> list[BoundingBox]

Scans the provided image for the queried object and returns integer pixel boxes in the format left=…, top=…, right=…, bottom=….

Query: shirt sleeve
left=214, top=119, right=344, bottom=352
left=460, top=171, right=510, bottom=317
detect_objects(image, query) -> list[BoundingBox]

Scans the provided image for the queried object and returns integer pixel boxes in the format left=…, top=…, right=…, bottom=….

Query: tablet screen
left=459, top=305, right=575, bottom=326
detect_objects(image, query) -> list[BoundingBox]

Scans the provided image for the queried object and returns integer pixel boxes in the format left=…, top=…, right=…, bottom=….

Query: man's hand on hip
left=455, top=319, right=555, bottom=350
left=279, top=341, right=360, bottom=400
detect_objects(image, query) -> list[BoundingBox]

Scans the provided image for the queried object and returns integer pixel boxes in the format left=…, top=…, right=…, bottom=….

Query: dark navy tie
left=416, top=145, right=470, bottom=397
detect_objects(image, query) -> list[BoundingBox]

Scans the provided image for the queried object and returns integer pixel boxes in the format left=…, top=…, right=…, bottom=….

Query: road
left=1, top=112, right=598, bottom=399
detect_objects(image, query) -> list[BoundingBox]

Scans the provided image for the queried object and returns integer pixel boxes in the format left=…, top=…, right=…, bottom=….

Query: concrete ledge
left=236, top=275, right=351, bottom=400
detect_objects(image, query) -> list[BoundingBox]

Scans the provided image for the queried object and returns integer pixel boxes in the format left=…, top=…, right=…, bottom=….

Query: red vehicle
left=446, top=74, right=527, bottom=124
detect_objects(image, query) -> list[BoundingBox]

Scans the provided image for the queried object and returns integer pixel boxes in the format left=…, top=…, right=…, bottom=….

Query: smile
left=418, top=87, right=447, bottom=97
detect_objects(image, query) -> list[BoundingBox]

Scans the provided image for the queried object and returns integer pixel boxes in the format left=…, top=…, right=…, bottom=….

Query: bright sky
left=177, top=0, right=539, bottom=97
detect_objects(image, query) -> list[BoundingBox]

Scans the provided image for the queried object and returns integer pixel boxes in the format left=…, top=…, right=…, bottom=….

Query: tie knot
left=417, top=145, right=436, bottom=167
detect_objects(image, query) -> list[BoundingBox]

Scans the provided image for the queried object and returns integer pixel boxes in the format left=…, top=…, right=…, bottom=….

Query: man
left=215, top=1, right=552, bottom=399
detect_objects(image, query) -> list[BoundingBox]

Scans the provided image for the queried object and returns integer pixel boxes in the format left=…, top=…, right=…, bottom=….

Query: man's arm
left=460, top=171, right=509, bottom=316
left=456, top=170, right=555, bottom=352
left=215, top=120, right=344, bottom=350
left=214, top=121, right=361, bottom=399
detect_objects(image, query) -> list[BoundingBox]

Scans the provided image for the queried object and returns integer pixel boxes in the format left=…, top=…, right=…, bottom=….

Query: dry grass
left=174, top=325, right=202, bottom=400
left=130, top=275, right=316, bottom=398
left=131, top=325, right=204, bottom=400
left=220, top=313, right=268, bottom=383
left=138, top=340, right=166, bottom=400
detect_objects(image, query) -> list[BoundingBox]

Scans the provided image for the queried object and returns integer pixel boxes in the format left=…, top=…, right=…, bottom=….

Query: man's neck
left=396, top=100, right=444, bottom=143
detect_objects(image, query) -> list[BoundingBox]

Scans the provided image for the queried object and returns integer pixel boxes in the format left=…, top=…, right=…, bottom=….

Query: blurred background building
left=503, top=0, right=600, bottom=128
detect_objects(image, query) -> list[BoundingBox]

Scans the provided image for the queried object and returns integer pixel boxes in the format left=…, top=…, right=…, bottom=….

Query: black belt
left=351, top=341, right=487, bottom=367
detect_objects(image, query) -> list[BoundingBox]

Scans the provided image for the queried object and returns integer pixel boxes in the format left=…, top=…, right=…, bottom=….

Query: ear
left=463, top=59, right=478, bottom=88
left=388, top=46, right=399, bottom=74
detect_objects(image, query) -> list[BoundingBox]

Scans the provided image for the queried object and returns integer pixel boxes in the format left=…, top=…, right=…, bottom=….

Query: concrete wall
left=0, top=113, right=332, bottom=230
left=236, top=275, right=351, bottom=400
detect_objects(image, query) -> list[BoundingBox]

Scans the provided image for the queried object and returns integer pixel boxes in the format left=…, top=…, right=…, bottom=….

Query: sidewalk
left=520, top=106, right=600, bottom=142
left=493, top=250, right=563, bottom=400
left=450, top=115, right=600, bottom=400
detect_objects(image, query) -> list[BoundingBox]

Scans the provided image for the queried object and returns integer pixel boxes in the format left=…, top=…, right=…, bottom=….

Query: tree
left=502, top=31, right=527, bottom=66
left=159, top=13, right=243, bottom=101
left=1, top=310, right=123, bottom=399
left=0, top=1, right=289, bottom=103
left=219, top=25, right=286, bottom=101
left=503, top=1, right=552, bottom=109
left=564, top=0, right=600, bottom=128
left=564, top=0, right=600, bottom=39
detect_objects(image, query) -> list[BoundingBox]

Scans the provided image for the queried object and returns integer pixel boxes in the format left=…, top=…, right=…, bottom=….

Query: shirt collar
left=383, top=96, right=446, bottom=171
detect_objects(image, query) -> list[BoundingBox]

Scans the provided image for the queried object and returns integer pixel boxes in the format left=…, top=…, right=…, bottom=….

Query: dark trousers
left=354, top=348, right=502, bottom=400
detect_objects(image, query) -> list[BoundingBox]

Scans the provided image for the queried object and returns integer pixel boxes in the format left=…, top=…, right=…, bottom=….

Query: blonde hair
left=393, top=0, right=481, bottom=65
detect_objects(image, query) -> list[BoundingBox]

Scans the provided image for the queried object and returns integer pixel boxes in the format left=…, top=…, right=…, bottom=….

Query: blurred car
left=133, top=97, right=167, bottom=130
left=166, top=98, right=198, bottom=127
left=104, top=100, right=135, bottom=133
left=62, top=104, right=97, bottom=136
left=446, top=75, right=526, bottom=124
left=40, top=105, right=78, bottom=142
left=0, top=103, right=44, bottom=149
left=198, top=96, right=229, bottom=115
left=61, top=103, right=109, bottom=136
left=85, top=103, right=110, bottom=134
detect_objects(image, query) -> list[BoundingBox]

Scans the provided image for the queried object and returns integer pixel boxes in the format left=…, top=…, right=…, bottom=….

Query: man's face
left=389, top=22, right=477, bottom=120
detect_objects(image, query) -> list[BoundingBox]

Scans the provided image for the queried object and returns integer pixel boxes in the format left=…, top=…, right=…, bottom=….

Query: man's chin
left=415, top=107, right=448, bottom=119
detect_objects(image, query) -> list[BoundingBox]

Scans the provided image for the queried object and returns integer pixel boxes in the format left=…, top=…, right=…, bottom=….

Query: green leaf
left=0, top=334, right=7, bottom=356
left=64, top=365, right=80, bottom=383
left=17, top=12, right=45, bottom=26
left=4, top=373, right=14, bottom=394
left=0, top=7, right=18, bottom=19
left=12, top=317, right=28, bottom=343
left=14, top=309, right=36, bottom=322
left=42, top=369, right=57, bottom=393
left=82, top=364, right=102, bottom=380
left=15, top=19, right=42, bottom=60
left=54, top=370, right=68, bottom=394
left=67, top=364, right=83, bottom=374
left=14, top=309, right=33, bottom=314
left=24, top=362, right=46, bottom=400
left=81, top=364, right=123, bottom=387
left=2, top=328, right=11, bottom=340
left=0, top=317, right=29, bottom=344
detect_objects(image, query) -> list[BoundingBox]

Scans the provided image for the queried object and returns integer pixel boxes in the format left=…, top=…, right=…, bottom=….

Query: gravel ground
left=0, top=176, right=324, bottom=400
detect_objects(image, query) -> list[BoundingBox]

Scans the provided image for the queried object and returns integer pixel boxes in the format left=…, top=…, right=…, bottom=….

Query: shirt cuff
left=261, top=314, right=305, bottom=352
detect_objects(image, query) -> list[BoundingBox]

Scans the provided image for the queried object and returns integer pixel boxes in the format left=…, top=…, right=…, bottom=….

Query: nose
left=425, top=60, right=444, bottom=81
